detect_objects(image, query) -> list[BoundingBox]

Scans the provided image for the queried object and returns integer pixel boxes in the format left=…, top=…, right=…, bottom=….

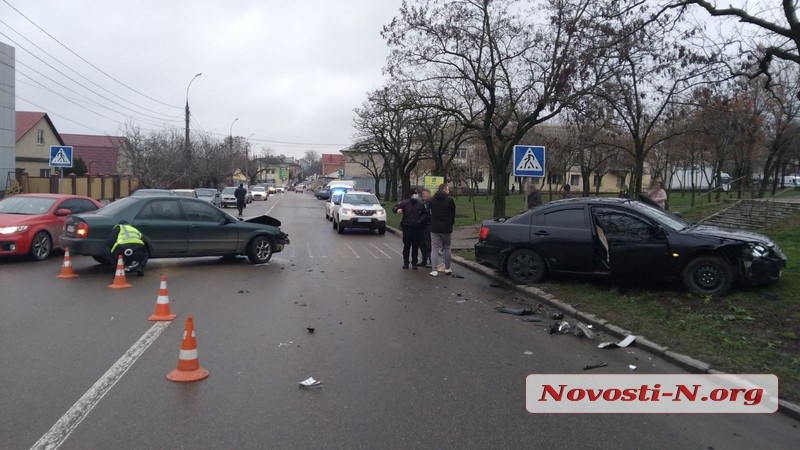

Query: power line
left=1, top=0, right=181, bottom=109
left=0, top=19, right=180, bottom=120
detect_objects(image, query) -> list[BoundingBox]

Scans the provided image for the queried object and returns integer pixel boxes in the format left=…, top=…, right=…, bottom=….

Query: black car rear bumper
left=59, top=236, right=106, bottom=257
left=474, top=241, right=507, bottom=270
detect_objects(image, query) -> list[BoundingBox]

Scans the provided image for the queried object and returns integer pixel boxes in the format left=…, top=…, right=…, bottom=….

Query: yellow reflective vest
left=111, top=224, right=144, bottom=252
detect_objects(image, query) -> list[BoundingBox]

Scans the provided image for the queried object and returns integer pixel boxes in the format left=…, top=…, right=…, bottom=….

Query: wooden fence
left=8, top=172, right=139, bottom=203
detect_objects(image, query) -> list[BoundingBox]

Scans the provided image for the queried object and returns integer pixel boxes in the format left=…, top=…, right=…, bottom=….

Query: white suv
left=332, top=191, right=386, bottom=235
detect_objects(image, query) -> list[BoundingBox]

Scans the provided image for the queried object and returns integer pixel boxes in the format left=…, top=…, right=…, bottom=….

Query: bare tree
left=347, top=140, right=387, bottom=197
left=383, top=0, right=605, bottom=217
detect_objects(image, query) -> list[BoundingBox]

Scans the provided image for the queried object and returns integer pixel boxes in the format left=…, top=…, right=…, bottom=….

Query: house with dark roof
left=15, top=111, right=63, bottom=177
left=60, top=134, right=126, bottom=175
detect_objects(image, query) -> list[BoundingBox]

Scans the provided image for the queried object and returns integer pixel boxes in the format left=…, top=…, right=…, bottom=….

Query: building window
left=455, top=147, right=468, bottom=160
left=37, top=129, right=45, bottom=145
left=617, top=176, right=626, bottom=187
left=570, top=174, right=580, bottom=186
left=593, top=175, right=602, bottom=187
left=548, top=174, right=563, bottom=185
left=40, top=169, right=51, bottom=177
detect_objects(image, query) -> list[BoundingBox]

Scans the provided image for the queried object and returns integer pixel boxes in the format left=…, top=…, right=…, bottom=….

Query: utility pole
left=184, top=73, right=202, bottom=158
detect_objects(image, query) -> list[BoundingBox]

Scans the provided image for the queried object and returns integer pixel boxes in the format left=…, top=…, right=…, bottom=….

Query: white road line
left=369, top=243, right=391, bottom=258
left=384, top=244, right=402, bottom=256
left=359, top=243, right=379, bottom=258
left=344, top=243, right=360, bottom=258
left=265, top=196, right=281, bottom=216
left=306, top=241, right=313, bottom=258
left=30, top=321, right=171, bottom=450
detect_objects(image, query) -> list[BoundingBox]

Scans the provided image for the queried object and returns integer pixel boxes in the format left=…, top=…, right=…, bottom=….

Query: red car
left=0, top=194, right=104, bottom=260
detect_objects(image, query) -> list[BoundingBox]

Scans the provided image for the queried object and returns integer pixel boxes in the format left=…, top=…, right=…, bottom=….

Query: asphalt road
left=1, top=191, right=798, bottom=449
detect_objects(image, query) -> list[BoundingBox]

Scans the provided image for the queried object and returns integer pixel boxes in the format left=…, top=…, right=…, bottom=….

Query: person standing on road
left=562, top=184, right=574, bottom=199
left=392, top=188, right=428, bottom=269
left=428, top=183, right=456, bottom=277
left=234, top=183, right=247, bottom=216
left=648, top=180, right=667, bottom=209
left=105, top=220, right=147, bottom=276
left=420, top=188, right=432, bottom=268
left=526, top=182, right=542, bottom=210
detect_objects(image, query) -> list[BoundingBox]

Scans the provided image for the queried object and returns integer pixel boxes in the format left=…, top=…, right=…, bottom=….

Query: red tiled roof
left=15, top=111, right=63, bottom=144
left=60, top=134, right=125, bottom=175
left=321, top=153, right=345, bottom=164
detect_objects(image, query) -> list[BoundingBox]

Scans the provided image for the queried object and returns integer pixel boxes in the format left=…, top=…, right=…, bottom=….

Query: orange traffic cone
left=149, top=276, right=176, bottom=321
left=108, top=254, right=132, bottom=289
left=56, top=247, right=79, bottom=279
left=167, top=316, right=209, bottom=382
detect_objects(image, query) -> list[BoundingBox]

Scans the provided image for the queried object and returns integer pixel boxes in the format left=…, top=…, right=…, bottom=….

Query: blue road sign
left=49, top=146, right=74, bottom=168
left=513, top=145, right=545, bottom=177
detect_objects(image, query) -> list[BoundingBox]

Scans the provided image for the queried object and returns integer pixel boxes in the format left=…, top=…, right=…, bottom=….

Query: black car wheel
left=247, top=236, right=274, bottom=264
left=29, top=231, right=52, bottom=261
left=378, top=226, right=386, bottom=235
left=93, top=255, right=112, bottom=265
left=507, top=249, right=546, bottom=284
left=682, top=256, right=733, bottom=296
left=332, top=219, right=338, bottom=230
left=337, top=222, right=345, bottom=234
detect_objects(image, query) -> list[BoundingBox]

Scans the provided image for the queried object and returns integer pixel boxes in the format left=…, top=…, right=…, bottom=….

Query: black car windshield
left=0, top=196, right=57, bottom=215
left=628, top=201, right=690, bottom=230
left=343, top=193, right=378, bottom=205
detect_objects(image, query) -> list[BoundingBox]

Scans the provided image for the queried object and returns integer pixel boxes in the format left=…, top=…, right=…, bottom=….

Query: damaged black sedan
left=60, top=196, right=289, bottom=265
left=475, top=198, right=785, bottom=296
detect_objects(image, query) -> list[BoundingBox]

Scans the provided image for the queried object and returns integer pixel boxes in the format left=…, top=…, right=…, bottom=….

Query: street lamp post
left=184, top=72, right=202, bottom=157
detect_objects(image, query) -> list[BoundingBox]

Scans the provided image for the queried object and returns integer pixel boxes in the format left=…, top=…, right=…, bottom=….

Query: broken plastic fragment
left=495, top=306, right=533, bottom=316
left=558, top=321, right=571, bottom=334
left=598, top=335, right=636, bottom=349
left=550, top=312, right=564, bottom=320
left=572, top=322, right=595, bottom=339
left=629, top=365, right=637, bottom=371
left=299, top=377, right=323, bottom=387
left=583, top=362, right=607, bottom=371
left=523, top=351, right=533, bottom=355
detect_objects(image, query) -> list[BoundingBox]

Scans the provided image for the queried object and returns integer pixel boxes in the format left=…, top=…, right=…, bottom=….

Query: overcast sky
left=1, top=0, right=404, bottom=160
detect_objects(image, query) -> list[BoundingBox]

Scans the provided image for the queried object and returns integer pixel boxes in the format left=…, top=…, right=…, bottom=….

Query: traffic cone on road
left=56, top=247, right=79, bottom=279
left=108, top=255, right=131, bottom=289
left=167, top=316, right=209, bottom=382
left=149, top=276, right=176, bottom=321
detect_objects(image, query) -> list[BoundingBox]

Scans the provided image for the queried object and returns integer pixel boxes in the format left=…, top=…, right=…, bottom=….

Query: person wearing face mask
left=392, top=188, right=429, bottom=269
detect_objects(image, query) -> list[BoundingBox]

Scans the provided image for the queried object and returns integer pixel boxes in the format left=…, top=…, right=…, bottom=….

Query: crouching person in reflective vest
left=106, top=220, right=148, bottom=276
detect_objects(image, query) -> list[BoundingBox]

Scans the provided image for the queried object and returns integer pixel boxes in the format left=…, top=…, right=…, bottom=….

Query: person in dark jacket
left=420, top=188, right=432, bottom=268
left=105, top=220, right=147, bottom=276
left=526, top=182, right=542, bottom=209
left=427, top=183, right=456, bottom=277
left=234, top=183, right=247, bottom=216
left=392, top=188, right=428, bottom=269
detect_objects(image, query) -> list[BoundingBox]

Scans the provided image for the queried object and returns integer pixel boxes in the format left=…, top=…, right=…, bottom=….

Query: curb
left=386, top=226, right=800, bottom=421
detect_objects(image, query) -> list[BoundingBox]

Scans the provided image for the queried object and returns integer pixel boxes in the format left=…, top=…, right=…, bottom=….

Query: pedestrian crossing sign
left=513, top=145, right=545, bottom=177
left=49, top=146, right=74, bottom=168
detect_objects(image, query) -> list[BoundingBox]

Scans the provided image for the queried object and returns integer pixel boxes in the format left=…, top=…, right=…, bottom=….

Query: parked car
left=251, top=186, right=269, bottom=201
left=172, top=189, right=198, bottom=198
left=287, top=185, right=296, bottom=192
left=130, top=188, right=176, bottom=197
left=474, top=197, right=786, bottom=296
left=295, top=184, right=306, bottom=193
left=267, top=185, right=277, bottom=194
left=276, top=185, right=286, bottom=193
left=315, top=188, right=331, bottom=200
left=0, top=194, right=104, bottom=260
left=325, top=192, right=344, bottom=221
left=60, top=196, right=289, bottom=265
left=195, top=188, right=222, bottom=208
left=332, top=191, right=386, bottom=235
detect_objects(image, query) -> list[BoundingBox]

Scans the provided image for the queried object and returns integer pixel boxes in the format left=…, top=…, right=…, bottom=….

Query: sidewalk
left=451, top=224, right=481, bottom=250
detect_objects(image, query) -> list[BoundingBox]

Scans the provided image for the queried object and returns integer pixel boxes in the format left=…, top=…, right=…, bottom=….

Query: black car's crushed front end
left=728, top=243, right=786, bottom=286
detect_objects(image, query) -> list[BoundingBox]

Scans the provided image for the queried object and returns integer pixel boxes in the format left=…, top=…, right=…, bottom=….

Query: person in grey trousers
left=427, top=183, right=456, bottom=277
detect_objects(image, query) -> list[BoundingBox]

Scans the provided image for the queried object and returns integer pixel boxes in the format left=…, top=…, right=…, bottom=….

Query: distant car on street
left=315, top=188, right=331, bottom=200
left=172, top=189, right=198, bottom=198
left=220, top=187, right=238, bottom=208
left=195, top=188, right=222, bottom=207
left=251, top=186, right=269, bottom=201
left=0, top=194, right=104, bottom=260
left=295, top=184, right=306, bottom=193
left=61, top=196, right=289, bottom=265
left=475, top=197, right=786, bottom=296
left=130, top=188, right=176, bottom=197
left=276, top=185, right=286, bottom=193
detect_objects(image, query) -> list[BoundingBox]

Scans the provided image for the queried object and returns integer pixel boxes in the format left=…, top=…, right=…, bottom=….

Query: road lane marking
left=368, top=243, right=391, bottom=258
left=306, top=241, right=314, bottom=258
left=344, top=243, right=360, bottom=258
left=384, top=244, right=402, bottom=256
left=31, top=321, right=171, bottom=450
left=359, top=243, right=379, bottom=258
left=265, top=196, right=281, bottom=216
